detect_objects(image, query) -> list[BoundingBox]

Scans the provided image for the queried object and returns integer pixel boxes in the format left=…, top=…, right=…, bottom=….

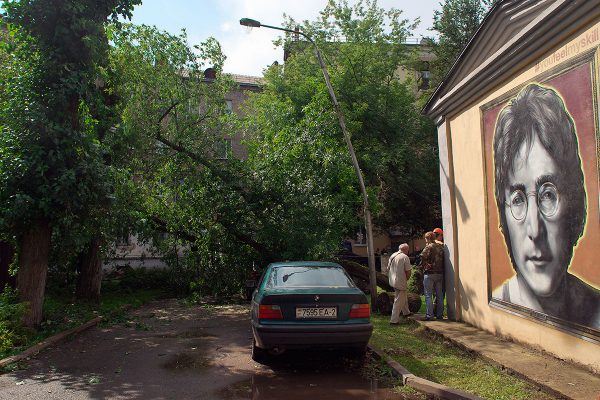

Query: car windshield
left=266, top=266, right=355, bottom=288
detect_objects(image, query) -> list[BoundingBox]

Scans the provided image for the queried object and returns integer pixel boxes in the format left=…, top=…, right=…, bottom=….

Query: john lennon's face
left=504, top=135, right=569, bottom=297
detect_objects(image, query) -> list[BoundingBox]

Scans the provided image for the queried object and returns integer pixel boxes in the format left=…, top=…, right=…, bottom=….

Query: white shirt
left=388, top=251, right=411, bottom=290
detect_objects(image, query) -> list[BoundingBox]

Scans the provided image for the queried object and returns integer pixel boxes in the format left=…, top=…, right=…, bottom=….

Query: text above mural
left=535, top=27, right=599, bottom=74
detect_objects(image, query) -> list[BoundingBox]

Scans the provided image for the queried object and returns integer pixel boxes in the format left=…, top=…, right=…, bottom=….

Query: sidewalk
left=416, top=318, right=600, bottom=400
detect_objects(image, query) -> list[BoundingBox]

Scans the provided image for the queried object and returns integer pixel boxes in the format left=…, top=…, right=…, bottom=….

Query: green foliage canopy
left=245, top=0, right=441, bottom=237
left=0, top=0, right=140, bottom=235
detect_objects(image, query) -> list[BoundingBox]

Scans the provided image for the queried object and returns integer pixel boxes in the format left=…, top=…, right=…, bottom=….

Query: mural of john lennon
left=491, top=83, right=600, bottom=328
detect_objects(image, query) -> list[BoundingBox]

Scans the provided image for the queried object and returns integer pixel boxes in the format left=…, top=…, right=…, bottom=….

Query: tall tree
left=430, top=0, right=495, bottom=86
left=0, top=0, right=139, bottom=326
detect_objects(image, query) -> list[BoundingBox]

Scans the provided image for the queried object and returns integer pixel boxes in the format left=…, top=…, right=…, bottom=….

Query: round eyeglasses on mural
left=505, top=182, right=559, bottom=221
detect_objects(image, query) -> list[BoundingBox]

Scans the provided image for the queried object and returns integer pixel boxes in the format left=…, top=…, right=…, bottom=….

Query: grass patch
left=370, top=313, right=555, bottom=400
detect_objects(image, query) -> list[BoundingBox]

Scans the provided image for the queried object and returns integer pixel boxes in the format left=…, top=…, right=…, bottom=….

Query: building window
left=188, top=97, right=200, bottom=114
left=419, top=70, right=430, bottom=90
left=117, top=230, right=131, bottom=247
left=417, top=60, right=431, bottom=90
left=355, top=226, right=366, bottom=245
left=225, top=100, right=233, bottom=115
left=215, top=138, right=232, bottom=159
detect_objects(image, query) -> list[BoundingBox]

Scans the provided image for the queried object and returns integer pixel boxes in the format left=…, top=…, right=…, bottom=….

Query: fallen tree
left=335, top=259, right=393, bottom=292
left=375, top=291, right=422, bottom=315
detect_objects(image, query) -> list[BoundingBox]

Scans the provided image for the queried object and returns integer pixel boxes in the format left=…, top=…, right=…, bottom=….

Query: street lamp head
left=239, top=18, right=311, bottom=42
left=239, top=18, right=261, bottom=28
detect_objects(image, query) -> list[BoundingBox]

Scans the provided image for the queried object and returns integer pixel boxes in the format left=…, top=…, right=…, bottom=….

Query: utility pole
left=240, top=18, right=378, bottom=308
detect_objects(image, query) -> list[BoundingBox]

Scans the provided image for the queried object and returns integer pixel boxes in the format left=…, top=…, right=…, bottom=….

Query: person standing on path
left=421, top=232, right=445, bottom=320
left=388, top=243, right=413, bottom=324
left=433, top=227, right=445, bottom=315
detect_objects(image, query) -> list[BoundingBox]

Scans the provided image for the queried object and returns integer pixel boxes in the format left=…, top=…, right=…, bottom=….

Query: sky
left=128, top=0, right=442, bottom=77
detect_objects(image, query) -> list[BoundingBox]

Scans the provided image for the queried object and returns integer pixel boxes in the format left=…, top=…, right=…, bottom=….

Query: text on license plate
left=296, top=307, right=337, bottom=319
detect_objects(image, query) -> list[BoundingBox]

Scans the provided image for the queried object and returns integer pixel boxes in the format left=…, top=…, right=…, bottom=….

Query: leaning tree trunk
left=336, top=259, right=393, bottom=292
left=76, top=236, right=103, bottom=303
left=16, top=221, right=51, bottom=328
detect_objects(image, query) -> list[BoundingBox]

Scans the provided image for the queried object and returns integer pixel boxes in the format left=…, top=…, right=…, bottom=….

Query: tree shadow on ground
left=2, top=299, right=258, bottom=399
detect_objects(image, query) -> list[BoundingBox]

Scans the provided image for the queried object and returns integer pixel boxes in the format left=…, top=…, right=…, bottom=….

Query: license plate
left=296, top=307, right=337, bottom=319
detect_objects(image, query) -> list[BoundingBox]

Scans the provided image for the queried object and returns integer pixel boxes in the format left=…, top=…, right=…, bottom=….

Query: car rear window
left=266, top=266, right=355, bottom=288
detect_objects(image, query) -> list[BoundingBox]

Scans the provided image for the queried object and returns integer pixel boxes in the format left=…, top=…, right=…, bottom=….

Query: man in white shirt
left=388, top=243, right=412, bottom=324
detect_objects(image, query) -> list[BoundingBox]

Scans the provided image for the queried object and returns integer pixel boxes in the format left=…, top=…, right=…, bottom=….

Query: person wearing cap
left=433, top=227, right=443, bottom=244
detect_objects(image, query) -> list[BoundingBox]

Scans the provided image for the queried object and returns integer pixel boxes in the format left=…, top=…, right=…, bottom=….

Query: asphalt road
left=0, top=299, right=405, bottom=400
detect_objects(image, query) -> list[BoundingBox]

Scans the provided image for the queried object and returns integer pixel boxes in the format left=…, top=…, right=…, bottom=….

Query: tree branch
left=149, top=215, right=278, bottom=263
left=159, top=101, right=179, bottom=124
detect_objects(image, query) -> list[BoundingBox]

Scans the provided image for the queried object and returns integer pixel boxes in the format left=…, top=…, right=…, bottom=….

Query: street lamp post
left=240, top=18, right=378, bottom=309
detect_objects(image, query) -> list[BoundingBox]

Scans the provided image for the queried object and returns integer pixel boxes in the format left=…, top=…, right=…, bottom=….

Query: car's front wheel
left=252, top=339, right=268, bottom=364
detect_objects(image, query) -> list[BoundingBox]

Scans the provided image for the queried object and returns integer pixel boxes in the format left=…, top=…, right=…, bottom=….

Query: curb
left=0, top=316, right=102, bottom=369
left=368, top=344, right=485, bottom=400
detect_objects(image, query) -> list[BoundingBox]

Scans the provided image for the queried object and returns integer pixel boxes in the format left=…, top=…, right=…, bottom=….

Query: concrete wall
left=225, top=82, right=261, bottom=160
left=445, top=22, right=600, bottom=372
left=104, top=235, right=171, bottom=271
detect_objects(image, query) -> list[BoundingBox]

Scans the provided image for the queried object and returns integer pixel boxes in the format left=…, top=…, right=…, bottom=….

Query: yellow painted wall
left=449, top=22, right=600, bottom=372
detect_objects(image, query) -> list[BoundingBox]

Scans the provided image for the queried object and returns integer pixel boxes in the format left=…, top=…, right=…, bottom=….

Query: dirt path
left=0, top=299, right=257, bottom=399
left=0, top=299, right=405, bottom=400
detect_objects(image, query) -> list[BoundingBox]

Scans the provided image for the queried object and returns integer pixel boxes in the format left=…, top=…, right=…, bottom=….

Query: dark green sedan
left=250, top=261, right=373, bottom=363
